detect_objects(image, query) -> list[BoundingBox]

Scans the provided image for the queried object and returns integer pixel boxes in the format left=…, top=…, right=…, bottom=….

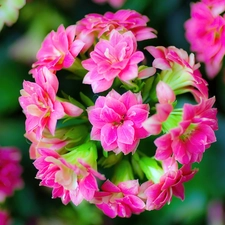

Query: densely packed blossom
left=0, top=147, right=23, bottom=202
left=82, top=30, right=144, bottom=93
left=184, top=0, right=225, bottom=78
left=87, top=90, right=149, bottom=154
left=19, top=9, right=218, bottom=218
left=0, top=0, right=26, bottom=31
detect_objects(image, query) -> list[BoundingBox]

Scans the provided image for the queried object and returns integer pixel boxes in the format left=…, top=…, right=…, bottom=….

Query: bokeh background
left=0, top=0, right=225, bottom=224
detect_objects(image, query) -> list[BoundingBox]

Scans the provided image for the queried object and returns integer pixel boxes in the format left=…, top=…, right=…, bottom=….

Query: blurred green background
left=0, top=0, right=225, bottom=224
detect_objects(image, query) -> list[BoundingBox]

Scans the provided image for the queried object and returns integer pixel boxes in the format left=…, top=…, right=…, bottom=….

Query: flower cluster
left=0, top=147, right=23, bottom=225
left=184, top=0, right=225, bottom=78
left=0, top=0, right=26, bottom=31
left=19, top=9, right=218, bottom=218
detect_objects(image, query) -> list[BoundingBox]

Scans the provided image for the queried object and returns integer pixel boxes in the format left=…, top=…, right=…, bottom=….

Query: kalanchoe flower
left=0, top=0, right=26, bottom=31
left=76, top=9, right=157, bottom=51
left=0, top=147, right=23, bottom=202
left=0, top=210, right=11, bottom=225
left=19, top=67, right=83, bottom=140
left=32, top=25, right=85, bottom=71
left=184, top=2, right=225, bottom=78
left=139, top=157, right=197, bottom=210
left=82, top=29, right=145, bottom=93
left=143, top=81, right=175, bottom=135
left=87, top=89, right=149, bottom=155
left=155, top=97, right=218, bottom=164
left=34, top=144, right=105, bottom=206
left=146, top=46, right=209, bottom=102
left=93, top=179, right=145, bottom=218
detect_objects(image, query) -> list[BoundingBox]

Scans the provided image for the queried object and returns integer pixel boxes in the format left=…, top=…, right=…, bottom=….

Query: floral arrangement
left=19, top=9, right=218, bottom=218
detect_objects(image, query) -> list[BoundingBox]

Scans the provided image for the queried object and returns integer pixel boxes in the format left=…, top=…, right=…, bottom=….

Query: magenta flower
left=34, top=148, right=105, bottom=206
left=19, top=67, right=83, bottom=140
left=155, top=97, right=218, bottom=164
left=0, top=147, right=23, bottom=202
left=139, top=157, right=197, bottom=210
left=32, top=24, right=85, bottom=71
left=202, top=0, right=225, bottom=16
left=184, top=2, right=225, bottom=78
left=143, top=81, right=175, bottom=135
left=76, top=9, right=156, bottom=51
left=146, top=46, right=209, bottom=102
left=92, top=0, right=126, bottom=8
left=82, top=29, right=144, bottom=93
left=0, top=210, right=11, bottom=225
left=87, top=90, right=149, bottom=154
left=93, top=180, right=145, bottom=218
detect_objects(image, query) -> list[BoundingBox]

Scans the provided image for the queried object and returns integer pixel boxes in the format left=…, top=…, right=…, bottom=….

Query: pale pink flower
left=202, top=0, right=225, bottom=16
left=155, top=97, right=218, bottom=164
left=32, top=25, right=85, bottom=71
left=93, top=180, right=145, bottom=218
left=34, top=148, right=105, bottom=205
left=184, top=2, right=225, bottom=78
left=0, top=210, right=11, bottom=225
left=139, top=157, right=197, bottom=210
left=143, top=81, right=175, bottom=135
left=146, top=46, right=209, bottom=102
left=0, top=147, right=23, bottom=202
left=87, top=90, right=149, bottom=155
left=76, top=9, right=156, bottom=51
left=82, top=29, right=144, bottom=93
left=19, top=67, right=83, bottom=140
left=92, top=0, right=126, bottom=8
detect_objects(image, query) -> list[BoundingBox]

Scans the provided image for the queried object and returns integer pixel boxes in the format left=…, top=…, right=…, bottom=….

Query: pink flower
left=32, top=25, right=85, bottom=71
left=0, top=147, right=23, bottom=202
left=93, top=180, right=145, bottom=218
left=92, top=0, right=126, bottom=8
left=76, top=9, right=156, bottom=51
left=0, top=210, right=11, bottom=225
left=184, top=2, right=225, bottom=78
left=87, top=90, right=149, bottom=154
left=146, top=46, right=209, bottom=102
left=19, top=67, right=83, bottom=140
left=139, top=157, right=197, bottom=210
left=34, top=148, right=105, bottom=205
left=82, top=29, right=144, bottom=93
left=202, top=0, right=225, bottom=16
left=143, top=81, right=175, bottom=135
left=155, top=97, right=218, bottom=164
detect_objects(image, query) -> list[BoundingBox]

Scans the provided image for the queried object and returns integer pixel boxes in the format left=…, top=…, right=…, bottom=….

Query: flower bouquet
left=19, top=9, right=218, bottom=218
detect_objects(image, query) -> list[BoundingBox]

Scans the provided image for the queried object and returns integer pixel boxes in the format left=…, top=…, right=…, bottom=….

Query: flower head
left=34, top=146, right=105, bottom=205
left=184, top=2, right=225, bottom=78
left=82, top=29, right=144, bottom=93
left=140, top=157, right=197, bottom=210
left=0, top=210, right=11, bottom=225
left=0, top=147, right=23, bottom=202
left=32, top=25, right=85, bottom=71
left=88, top=89, right=149, bottom=154
left=155, top=97, right=218, bottom=164
left=146, top=46, right=209, bottom=101
left=76, top=9, right=156, bottom=51
left=93, top=180, right=145, bottom=218
left=19, top=67, right=83, bottom=140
